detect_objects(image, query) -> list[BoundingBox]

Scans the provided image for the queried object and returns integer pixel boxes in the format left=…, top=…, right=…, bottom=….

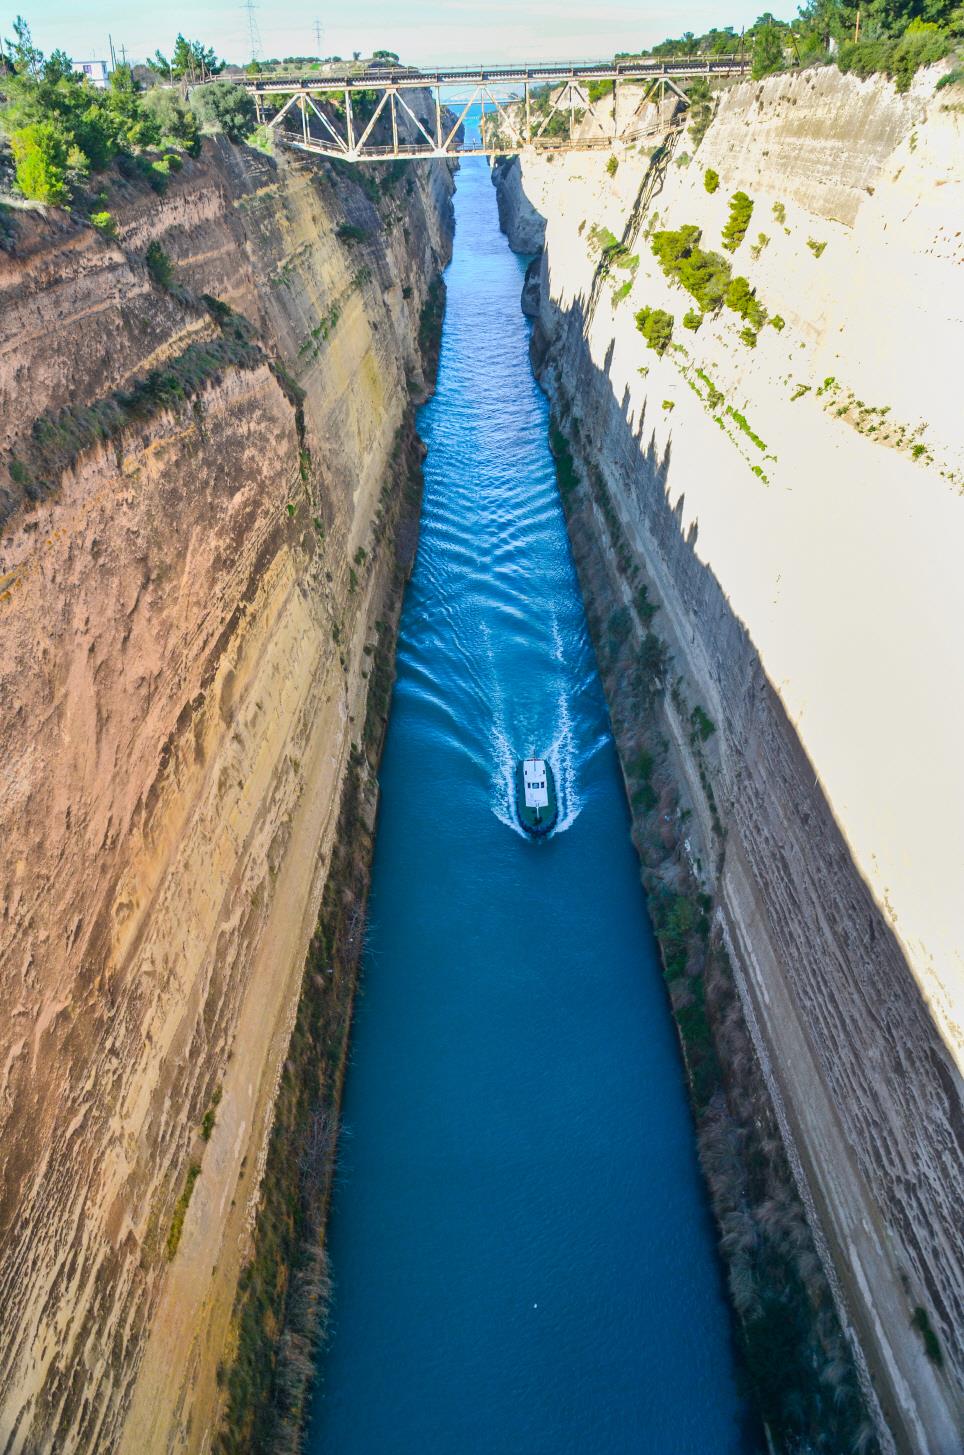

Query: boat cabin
left=522, top=758, right=549, bottom=811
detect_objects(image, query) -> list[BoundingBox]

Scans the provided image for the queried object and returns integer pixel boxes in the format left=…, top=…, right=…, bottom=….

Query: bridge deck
left=240, top=56, right=748, bottom=93
left=249, top=57, right=747, bottom=163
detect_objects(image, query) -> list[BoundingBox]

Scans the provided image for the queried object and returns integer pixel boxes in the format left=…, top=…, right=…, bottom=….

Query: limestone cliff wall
left=495, top=64, right=963, bottom=1454
left=0, top=137, right=452, bottom=1451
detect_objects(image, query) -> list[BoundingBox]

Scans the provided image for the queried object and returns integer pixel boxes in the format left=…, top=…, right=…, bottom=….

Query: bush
left=651, top=224, right=732, bottom=312
left=703, top=167, right=719, bottom=193
left=911, top=1306, right=944, bottom=1366
left=682, top=308, right=703, bottom=330
left=686, top=77, right=714, bottom=149
left=145, top=239, right=174, bottom=288
left=167, top=1163, right=201, bottom=1258
left=606, top=154, right=618, bottom=176
left=769, top=314, right=785, bottom=331
left=807, top=238, right=827, bottom=258
left=140, top=87, right=202, bottom=155
left=837, top=24, right=952, bottom=93
left=722, top=191, right=754, bottom=252
left=635, top=306, right=674, bottom=355
left=191, top=79, right=256, bottom=142
left=690, top=705, right=716, bottom=742
left=935, top=66, right=964, bottom=90
left=336, top=222, right=367, bottom=243
left=90, top=210, right=116, bottom=237
left=246, top=123, right=274, bottom=154
left=10, top=122, right=69, bottom=205
left=752, top=19, right=786, bottom=79
left=740, top=326, right=758, bottom=347
left=724, top=275, right=766, bottom=329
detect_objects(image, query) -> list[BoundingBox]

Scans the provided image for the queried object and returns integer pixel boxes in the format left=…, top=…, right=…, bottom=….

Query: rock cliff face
left=0, top=136, right=452, bottom=1451
left=495, top=65, right=963, bottom=1454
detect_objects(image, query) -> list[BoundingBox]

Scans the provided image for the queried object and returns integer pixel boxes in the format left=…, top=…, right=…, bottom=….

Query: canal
left=308, top=157, right=755, bottom=1454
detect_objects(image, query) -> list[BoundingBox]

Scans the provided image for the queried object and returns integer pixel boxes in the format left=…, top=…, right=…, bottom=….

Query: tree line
left=0, top=19, right=258, bottom=206
left=624, top=0, right=961, bottom=84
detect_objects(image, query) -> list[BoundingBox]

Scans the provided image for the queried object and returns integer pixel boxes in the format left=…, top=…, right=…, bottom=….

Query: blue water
left=308, top=159, right=755, bottom=1454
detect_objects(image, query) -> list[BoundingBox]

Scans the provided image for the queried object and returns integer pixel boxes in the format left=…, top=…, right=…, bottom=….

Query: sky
left=4, top=1, right=797, bottom=67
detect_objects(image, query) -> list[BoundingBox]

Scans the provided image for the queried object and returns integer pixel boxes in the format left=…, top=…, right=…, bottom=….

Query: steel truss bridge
left=241, top=57, right=750, bottom=163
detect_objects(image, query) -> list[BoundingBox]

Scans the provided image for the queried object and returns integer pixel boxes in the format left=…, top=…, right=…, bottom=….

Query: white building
left=72, top=60, right=110, bottom=89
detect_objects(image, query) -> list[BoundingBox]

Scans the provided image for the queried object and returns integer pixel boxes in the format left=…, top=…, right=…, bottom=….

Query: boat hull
left=515, top=760, right=558, bottom=836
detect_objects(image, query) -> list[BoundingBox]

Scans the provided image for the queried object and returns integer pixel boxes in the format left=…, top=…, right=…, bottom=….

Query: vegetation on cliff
left=620, top=1, right=962, bottom=91
left=0, top=18, right=257, bottom=205
left=215, top=420, right=431, bottom=1454
left=548, top=409, right=882, bottom=1455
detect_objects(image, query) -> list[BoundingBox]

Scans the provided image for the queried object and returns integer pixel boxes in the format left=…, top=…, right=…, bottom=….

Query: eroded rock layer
left=0, top=136, right=453, bottom=1451
left=495, top=65, right=963, bottom=1454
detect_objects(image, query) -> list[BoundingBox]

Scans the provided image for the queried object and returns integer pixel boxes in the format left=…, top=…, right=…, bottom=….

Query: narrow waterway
left=309, top=159, right=755, bottom=1454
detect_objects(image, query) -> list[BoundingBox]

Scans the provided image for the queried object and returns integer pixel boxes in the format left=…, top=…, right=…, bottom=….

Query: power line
left=241, top=0, right=263, bottom=61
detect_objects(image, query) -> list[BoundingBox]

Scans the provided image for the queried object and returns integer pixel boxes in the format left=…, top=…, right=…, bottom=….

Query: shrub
left=769, top=314, right=785, bottom=331
left=911, top=1306, right=944, bottom=1366
left=10, top=122, right=69, bottom=205
left=246, top=123, right=274, bottom=154
left=651, top=224, right=731, bottom=312
left=336, top=222, right=367, bottom=243
left=90, top=210, right=117, bottom=238
left=740, top=326, right=758, bottom=347
left=201, top=1086, right=222, bottom=1141
left=752, top=18, right=786, bottom=79
left=140, top=87, right=202, bottom=155
left=936, top=67, right=964, bottom=90
left=772, top=201, right=786, bottom=225
left=145, top=240, right=174, bottom=288
left=724, top=275, right=766, bottom=329
left=807, top=238, right=827, bottom=258
left=837, top=25, right=952, bottom=93
left=750, top=231, right=769, bottom=260
left=722, top=190, right=754, bottom=252
left=606, top=154, right=618, bottom=176
left=682, top=308, right=703, bottom=330
left=703, top=167, right=719, bottom=193
left=167, top=1163, right=201, bottom=1258
left=635, top=306, right=674, bottom=355
left=690, top=705, right=716, bottom=742
left=191, top=79, right=256, bottom=142
left=686, top=77, right=714, bottom=149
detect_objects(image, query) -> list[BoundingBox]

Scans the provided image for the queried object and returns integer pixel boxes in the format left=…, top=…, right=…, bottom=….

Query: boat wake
left=489, top=684, right=582, bottom=840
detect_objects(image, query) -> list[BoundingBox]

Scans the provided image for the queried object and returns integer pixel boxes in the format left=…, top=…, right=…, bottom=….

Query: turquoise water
left=308, top=159, right=756, bottom=1454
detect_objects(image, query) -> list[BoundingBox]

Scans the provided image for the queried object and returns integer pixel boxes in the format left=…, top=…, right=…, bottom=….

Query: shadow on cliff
left=530, top=290, right=964, bottom=1430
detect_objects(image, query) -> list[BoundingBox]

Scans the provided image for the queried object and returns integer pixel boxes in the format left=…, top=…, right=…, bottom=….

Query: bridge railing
left=238, top=55, right=749, bottom=93
left=252, top=58, right=748, bottom=163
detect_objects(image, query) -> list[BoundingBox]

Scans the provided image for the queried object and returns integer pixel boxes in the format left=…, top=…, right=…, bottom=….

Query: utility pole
left=854, top=8, right=861, bottom=41
left=241, top=0, right=263, bottom=63
left=108, top=33, right=117, bottom=70
left=314, top=17, right=323, bottom=57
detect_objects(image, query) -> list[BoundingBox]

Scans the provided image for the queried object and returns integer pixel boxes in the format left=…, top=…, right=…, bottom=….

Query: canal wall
left=0, top=135, right=453, bottom=1451
left=494, top=63, right=964, bottom=1453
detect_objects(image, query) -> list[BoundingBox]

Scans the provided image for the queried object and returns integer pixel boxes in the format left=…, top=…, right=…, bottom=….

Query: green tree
left=752, top=14, right=787, bottom=77
left=11, top=120, right=69, bottom=203
left=635, top=305, right=675, bottom=353
left=105, top=64, right=163, bottom=150
left=141, top=88, right=201, bottom=155
left=148, top=35, right=222, bottom=82
left=3, top=14, right=43, bottom=76
left=191, top=80, right=256, bottom=142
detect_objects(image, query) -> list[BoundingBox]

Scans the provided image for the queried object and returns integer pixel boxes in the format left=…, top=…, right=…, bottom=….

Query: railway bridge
left=238, top=57, right=750, bottom=162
